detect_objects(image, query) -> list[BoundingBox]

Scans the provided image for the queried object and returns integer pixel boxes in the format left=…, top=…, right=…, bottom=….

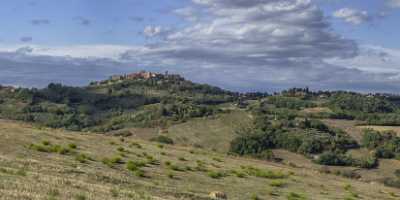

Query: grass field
left=167, top=110, right=253, bottom=153
left=1, top=119, right=400, bottom=199
left=357, top=125, right=400, bottom=136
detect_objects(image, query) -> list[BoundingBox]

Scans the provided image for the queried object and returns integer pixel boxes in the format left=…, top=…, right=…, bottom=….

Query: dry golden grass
left=301, top=107, right=332, bottom=114
left=357, top=125, right=400, bottom=136
left=0, top=119, right=399, bottom=200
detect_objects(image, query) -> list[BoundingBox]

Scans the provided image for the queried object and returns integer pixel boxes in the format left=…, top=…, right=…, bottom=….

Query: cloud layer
left=1, top=0, right=400, bottom=93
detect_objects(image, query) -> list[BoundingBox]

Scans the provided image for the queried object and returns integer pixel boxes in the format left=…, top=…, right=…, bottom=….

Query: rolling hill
left=1, top=73, right=400, bottom=200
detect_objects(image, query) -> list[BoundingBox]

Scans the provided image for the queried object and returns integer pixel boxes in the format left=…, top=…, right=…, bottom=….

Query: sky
left=1, top=0, right=400, bottom=93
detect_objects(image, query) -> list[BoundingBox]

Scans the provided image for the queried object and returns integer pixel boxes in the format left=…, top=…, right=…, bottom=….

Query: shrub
left=74, top=194, right=86, bottom=200
left=130, top=142, right=142, bottom=149
left=102, top=156, right=123, bottom=167
left=243, top=166, right=287, bottom=179
left=212, top=157, right=223, bottom=162
left=231, top=170, right=247, bottom=178
left=395, top=169, right=400, bottom=178
left=384, top=178, right=400, bottom=188
left=68, top=143, right=77, bottom=149
left=29, top=144, right=51, bottom=152
left=207, top=171, right=227, bottom=179
left=375, top=147, right=395, bottom=158
left=134, top=169, right=146, bottom=177
left=150, top=135, right=174, bottom=144
left=126, top=160, right=147, bottom=171
left=250, top=194, right=261, bottom=200
left=47, top=189, right=60, bottom=197
left=362, top=129, right=383, bottom=149
left=167, top=172, right=175, bottom=179
left=315, top=152, right=353, bottom=166
left=178, top=157, right=187, bottom=161
left=195, top=160, right=208, bottom=172
left=110, top=188, right=119, bottom=198
left=269, top=180, right=286, bottom=188
left=16, top=169, right=27, bottom=176
left=287, top=192, right=306, bottom=200
left=254, top=150, right=276, bottom=161
left=169, top=164, right=185, bottom=172
left=355, top=155, right=378, bottom=169
left=75, top=154, right=90, bottom=163
left=54, top=146, right=71, bottom=155
left=29, top=143, right=72, bottom=155
left=146, top=156, right=159, bottom=165
left=336, top=170, right=361, bottom=179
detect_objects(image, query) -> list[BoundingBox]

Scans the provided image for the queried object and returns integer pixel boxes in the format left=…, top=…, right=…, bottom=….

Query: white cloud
left=326, top=45, right=400, bottom=74
left=173, top=7, right=201, bottom=22
left=143, top=26, right=163, bottom=37
left=1, top=0, right=400, bottom=93
left=0, top=44, right=132, bottom=60
left=333, top=8, right=371, bottom=25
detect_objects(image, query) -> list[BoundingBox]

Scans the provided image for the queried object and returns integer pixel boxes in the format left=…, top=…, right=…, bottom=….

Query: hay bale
left=209, top=191, right=227, bottom=199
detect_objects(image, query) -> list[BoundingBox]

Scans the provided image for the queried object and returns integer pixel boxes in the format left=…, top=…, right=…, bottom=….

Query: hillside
left=1, top=119, right=399, bottom=200
left=0, top=71, right=239, bottom=133
left=1, top=73, right=400, bottom=199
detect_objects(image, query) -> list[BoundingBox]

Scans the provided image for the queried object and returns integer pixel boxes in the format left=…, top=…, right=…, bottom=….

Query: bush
left=169, top=164, right=185, bottom=172
left=269, top=180, right=286, bottom=188
left=383, top=178, right=400, bottom=189
left=395, top=169, right=400, bottom=178
left=242, top=166, right=287, bottom=179
left=362, top=129, right=400, bottom=159
left=150, top=135, right=174, bottom=144
left=287, top=192, right=306, bottom=200
left=315, top=152, right=353, bottom=166
left=126, top=160, right=146, bottom=171
left=336, top=170, right=361, bottom=179
left=207, top=171, right=227, bottom=179
left=134, top=169, right=146, bottom=177
left=362, top=129, right=383, bottom=149
left=75, top=154, right=90, bottom=163
left=74, top=194, right=87, bottom=200
left=254, top=150, right=276, bottom=161
left=29, top=143, right=71, bottom=155
left=375, top=147, right=395, bottom=158
left=355, top=156, right=378, bottom=169
left=167, top=172, right=175, bottom=179
left=102, top=156, right=123, bottom=167
left=178, top=157, right=187, bottom=161
left=68, top=143, right=77, bottom=149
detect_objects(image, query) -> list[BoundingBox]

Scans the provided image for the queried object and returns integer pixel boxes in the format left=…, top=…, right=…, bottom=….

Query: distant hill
left=0, top=71, right=242, bottom=132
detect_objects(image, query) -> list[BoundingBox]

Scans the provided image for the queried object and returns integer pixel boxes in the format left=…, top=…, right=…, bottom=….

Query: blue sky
left=1, top=0, right=400, bottom=93
left=0, top=0, right=187, bottom=45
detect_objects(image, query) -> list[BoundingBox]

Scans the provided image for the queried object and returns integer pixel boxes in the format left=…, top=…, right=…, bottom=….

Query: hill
left=0, top=119, right=399, bottom=200
left=1, top=72, right=400, bottom=199
left=0, top=71, right=239, bottom=132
